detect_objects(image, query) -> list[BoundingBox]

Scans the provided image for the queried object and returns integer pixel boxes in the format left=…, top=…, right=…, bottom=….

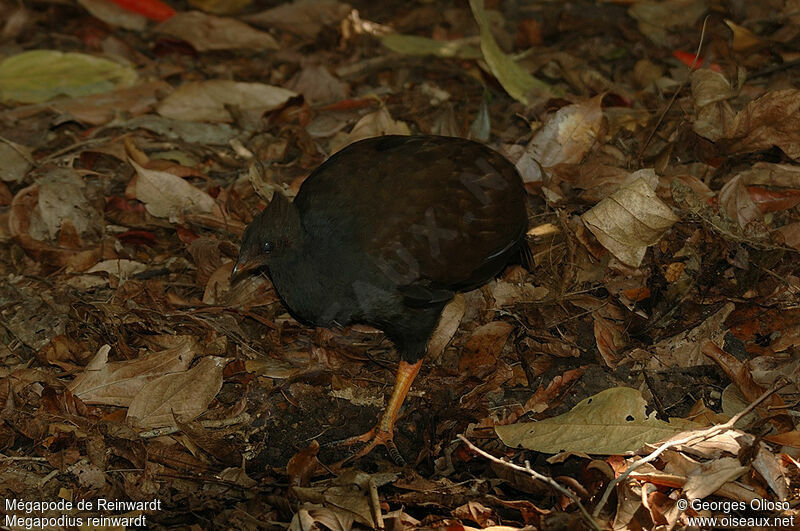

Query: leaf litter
left=0, top=0, right=799, bottom=529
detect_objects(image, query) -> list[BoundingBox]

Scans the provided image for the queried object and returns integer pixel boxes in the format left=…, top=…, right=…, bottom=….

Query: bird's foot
left=328, top=426, right=405, bottom=467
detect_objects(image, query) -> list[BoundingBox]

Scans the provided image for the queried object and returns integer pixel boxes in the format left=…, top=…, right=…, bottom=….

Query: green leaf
left=468, top=0, right=555, bottom=103
left=381, top=34, right=482, bottom=59
left=0, top=50, right=137, bottom=104
left=495, top=387, right=700, bottom=454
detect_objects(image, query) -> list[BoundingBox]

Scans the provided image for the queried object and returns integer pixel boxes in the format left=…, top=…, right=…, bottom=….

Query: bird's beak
left=230, top=258, right=261, bottom=282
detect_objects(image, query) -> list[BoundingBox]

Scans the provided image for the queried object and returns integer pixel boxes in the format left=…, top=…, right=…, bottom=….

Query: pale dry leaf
left=127, top=159, right=219, bottom=222
left=495, top=387, right=700, bottom=454
left=127, top=356, right=227, bottom=428
left=683, top=457, right=748, bottom=499
left=154, top=11, right=278, bottom=51
left=35, top=169, right=103, bottom=241
left=428, top=293, right=465, bottom=359
left=157, top=80, right=296, bottom=123
left=691, top=69, right=738, bottom=141
left=581, top=178, right=680, bottom=267
left=329, top=107, right=410, bottom=152
left=78, top=259, right=146, bottom=286
left=516, top=95, right=604, bottom=183
left=69, top=337, right=198, bottom=406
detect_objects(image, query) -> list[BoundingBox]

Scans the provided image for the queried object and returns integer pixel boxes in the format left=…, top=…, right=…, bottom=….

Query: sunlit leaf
left=496, top=387, right=699, bottom=454
left=0, top=50, right=137, bottom=103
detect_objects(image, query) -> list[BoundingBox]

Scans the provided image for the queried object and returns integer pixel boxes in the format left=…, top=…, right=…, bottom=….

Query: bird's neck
left=267, top=235, right=341, bottom=326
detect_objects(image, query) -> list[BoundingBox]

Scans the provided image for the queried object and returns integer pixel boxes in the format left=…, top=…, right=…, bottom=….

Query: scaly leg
left=333, top=358, right=423, bottom=465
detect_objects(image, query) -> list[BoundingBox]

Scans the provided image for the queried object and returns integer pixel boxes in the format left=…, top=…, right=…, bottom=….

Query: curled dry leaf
left=718, top=173, right=763, bottom=230
left=69, top=337, right=198, bottom=406
left=727, top=89, right=800, bottom=160
left=127, top=356, right=228, bottom=429
left=581, top=178, right=680, bottom=267
left=154, top=11, right=278, bottom=51
left=691, top=68, right=738, bottom=141
left=126, top=159, right=220, bottom=222
left=157, top=80, right=296, bottom=123
left=515, top=95, right=604, bottom=183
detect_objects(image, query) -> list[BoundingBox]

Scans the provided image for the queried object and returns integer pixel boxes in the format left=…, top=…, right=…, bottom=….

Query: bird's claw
left=326, top=427, right=406, bottom=466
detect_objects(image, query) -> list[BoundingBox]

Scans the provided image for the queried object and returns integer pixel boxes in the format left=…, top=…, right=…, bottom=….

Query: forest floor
left=0, top=0, right=799, bottom=529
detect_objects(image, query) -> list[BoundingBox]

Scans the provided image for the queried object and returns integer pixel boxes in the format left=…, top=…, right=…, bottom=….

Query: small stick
left=457, top=435, right=602, bottom=531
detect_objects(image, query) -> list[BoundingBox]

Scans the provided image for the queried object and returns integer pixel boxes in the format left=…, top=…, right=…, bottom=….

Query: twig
left=638, top=15, right=711, bottom=163
left=592, top=378, right=788, bottom=518
left=457, top=435, right=602, bottom=531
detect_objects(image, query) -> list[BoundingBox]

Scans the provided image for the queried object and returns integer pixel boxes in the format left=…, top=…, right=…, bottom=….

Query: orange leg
left=335, top=359, right=423, bottom=465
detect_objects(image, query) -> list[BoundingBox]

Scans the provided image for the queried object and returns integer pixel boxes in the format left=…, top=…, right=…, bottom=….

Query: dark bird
left=232, top=135, right=528, bottom=464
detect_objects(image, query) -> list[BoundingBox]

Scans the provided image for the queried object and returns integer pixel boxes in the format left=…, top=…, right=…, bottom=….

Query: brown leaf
left=69, top=337, right=198, bottom=406
left=515, top=95, right=605, bottom=183
left=127, top=356, right=227, bottom=428
left=727, top=89, right=800, bottom=160
left=154, top=11, right=279, bottom=51
left=582, top=178, right=680, bottom=267
left=458, top=321, right=514, bottom=373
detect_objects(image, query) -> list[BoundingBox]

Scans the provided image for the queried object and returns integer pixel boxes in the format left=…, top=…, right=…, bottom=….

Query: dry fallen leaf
left=244, top=0, right=352, bottom=39
left=329, top=107, right=410, bottom=152
left=127, top=356, right=227, bottom=428
left=69, top=337, right=198, bottom=406
left=718, top=173, right=763, bottom=230
left=157, top=80, right=296, bottom=123
left=726, top=89, right=800, bottom=160
left=581, top=178, right=680, bottom=267
left=495, top=387, right=700, bottom=454
left=516, top=95, right=605, bottom=183
left=154, top=11, right=279, bottom=51
left=126, top=158, right=220, bottom=222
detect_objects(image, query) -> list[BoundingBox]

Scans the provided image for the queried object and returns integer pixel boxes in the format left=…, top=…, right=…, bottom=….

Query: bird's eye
left=263, top=241, right=274, bottom=253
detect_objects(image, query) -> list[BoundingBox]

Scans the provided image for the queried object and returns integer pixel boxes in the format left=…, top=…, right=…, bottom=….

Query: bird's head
left=231, top=193, right=302, bottom=281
